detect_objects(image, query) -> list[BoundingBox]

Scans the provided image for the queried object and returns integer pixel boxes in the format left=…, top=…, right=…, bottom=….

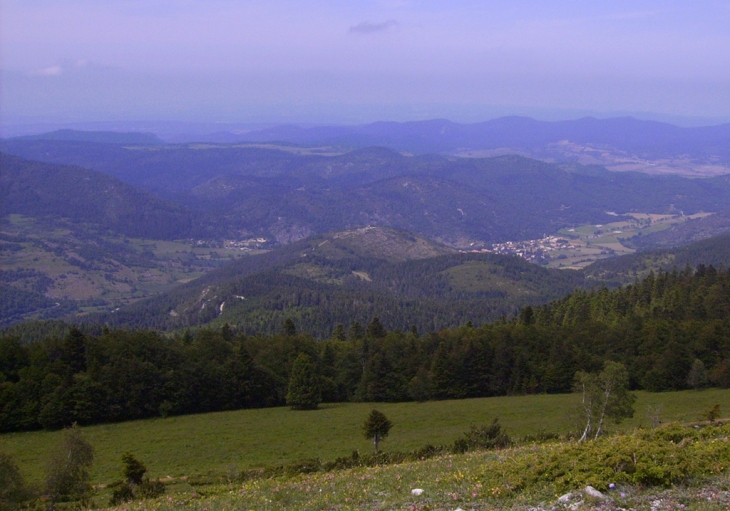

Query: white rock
left=584, top=486, right=605, bottom=499
left=411, top=488, right=424, bottom=496
left=558, top=493, right=573, bottom=503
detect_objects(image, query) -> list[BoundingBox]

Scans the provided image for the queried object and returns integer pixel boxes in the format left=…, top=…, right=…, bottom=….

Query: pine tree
left=362, top=409, right=393, bottom=454
left=286, top=354, right=321, bottom=410
left=332, top=324, right=346, bottom=341
left=687, top=359, right=709, bottom=390
left=283, top=318, right=297, bottom=337
left=367, top=317, right=387, bottom=339
left=61, top=328, right=87, bottom=374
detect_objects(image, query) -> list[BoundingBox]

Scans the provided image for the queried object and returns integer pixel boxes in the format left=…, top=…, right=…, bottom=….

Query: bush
left=137, top=479, right=165, bottom=499
left=109, top=480, right=134, bottom=505
left=0, top=449, right=29, bottom=511
left=456, top=418, right=512, bottom=451
left=109, top=452, right=165, bottom=505
left=285, top=458, right=321, bottom=476
left=516, top=423, right=730, bottom=492
left=44, top=424, right=94, bottom=507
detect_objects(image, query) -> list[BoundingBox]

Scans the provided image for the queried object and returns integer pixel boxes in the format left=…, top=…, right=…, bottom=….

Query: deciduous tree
left=44, top=424, right=94, bottom=510
left=574, top=361, right=635, bottom=441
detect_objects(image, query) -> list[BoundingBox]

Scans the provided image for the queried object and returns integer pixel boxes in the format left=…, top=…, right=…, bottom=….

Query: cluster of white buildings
left=472, top=236, right=575, bottom=263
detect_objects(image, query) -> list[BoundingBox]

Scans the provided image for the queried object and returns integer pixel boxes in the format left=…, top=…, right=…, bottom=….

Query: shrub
left=456, top=418, right=512, bottom=451
left=136, top=479, right=165, bottom=499
left=109, top=480, right=134, bottom=505
left=0, top=449, right=29, bottom=511
left=514, top=423, right=730, bottom=492
left=44, top=424, right=94, bottom=508
left=109, top=452, right=165, bottom=505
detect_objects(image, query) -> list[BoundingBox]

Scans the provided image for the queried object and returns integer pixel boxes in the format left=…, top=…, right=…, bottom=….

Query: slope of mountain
left=3, top=141, right=730, bottom=248
left=0, top=153, right=207, bottom=239
left=12, top=129, right=163, bottom=145
left=627, top=210, right=730, bottom=250
left=90, top=227, right=587, bottom=336
left=584, top=233, right=730, bottom=283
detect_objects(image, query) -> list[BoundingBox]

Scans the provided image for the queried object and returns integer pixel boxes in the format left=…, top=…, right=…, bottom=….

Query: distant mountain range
left=12, top=129, right=163, bottom=145
left=3, top=142, right=730, bottom=247
left=3, top=127, right=730, bottom=332
left=225, top=117, right=730, bottom=167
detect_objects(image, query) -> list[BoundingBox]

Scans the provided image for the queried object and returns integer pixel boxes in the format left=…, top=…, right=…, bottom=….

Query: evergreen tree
left=332, top=324, right=346, bottom=341
left=282, top=318, right=297, bottom=337
left=122, top=452, right=146, bottom=485
left=349, top=321, right=364, bottom=341
left=367, top=317, right=387, bottom=339
left=408, top=367, right=433, bottom=402
left=362, top=409, right=393, bottom=454
left=286, top=353, right=321, bottom=410
left=61, top=328, right=87, bottom=374
left=687, top=359, right=709, bottom=390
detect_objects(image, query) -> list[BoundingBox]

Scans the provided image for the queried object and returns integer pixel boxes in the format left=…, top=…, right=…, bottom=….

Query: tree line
left=1, top=265, right=729, bottom=433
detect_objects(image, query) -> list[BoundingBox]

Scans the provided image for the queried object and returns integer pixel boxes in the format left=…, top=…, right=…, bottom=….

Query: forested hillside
left=87, top=227, right=587, bottom=335
left=585, top=233, right=730, bottom=283
left=627, top=210, right=730, bottom=249
left=0, top=153, right=208, bottom=239
left=1, top=264, right=728, bottom=433
left=4, top=141, right=730, bottom=246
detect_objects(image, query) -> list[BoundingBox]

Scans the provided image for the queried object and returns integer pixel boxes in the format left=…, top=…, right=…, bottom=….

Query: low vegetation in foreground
left=2, top=389, right=730, bottom=510
left=106, top=422, right=730, bottom=511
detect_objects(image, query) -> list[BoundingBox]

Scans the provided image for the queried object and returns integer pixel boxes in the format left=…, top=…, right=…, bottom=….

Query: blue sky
left=3, top=1, right=730, bottom=125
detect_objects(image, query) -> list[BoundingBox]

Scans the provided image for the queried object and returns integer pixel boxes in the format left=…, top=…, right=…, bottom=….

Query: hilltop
left=85, top=226, right=585, bottom=335
left=3, top=142, right=730, bottom=247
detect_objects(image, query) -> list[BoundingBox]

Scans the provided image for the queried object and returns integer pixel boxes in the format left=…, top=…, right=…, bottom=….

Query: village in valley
left=470, top=212, right=713, bottom=269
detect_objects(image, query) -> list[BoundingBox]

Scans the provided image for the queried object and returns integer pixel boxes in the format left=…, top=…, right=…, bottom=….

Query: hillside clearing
left=2, top=389, right=728, bottom=486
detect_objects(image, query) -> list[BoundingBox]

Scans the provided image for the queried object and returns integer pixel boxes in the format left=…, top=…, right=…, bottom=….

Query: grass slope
left=3, top=389, right=728, bottom=486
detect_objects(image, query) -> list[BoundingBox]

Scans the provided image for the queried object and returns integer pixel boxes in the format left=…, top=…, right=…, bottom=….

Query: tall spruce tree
left=362, top=409, right=393, bottom=454
left=286, top=353, right=321, bottom=410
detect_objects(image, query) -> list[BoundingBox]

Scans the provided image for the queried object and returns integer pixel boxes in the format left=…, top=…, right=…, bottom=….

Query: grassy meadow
left=548, top=212, right=711, bottom=269
left=2, top=389, right=728, bottom=487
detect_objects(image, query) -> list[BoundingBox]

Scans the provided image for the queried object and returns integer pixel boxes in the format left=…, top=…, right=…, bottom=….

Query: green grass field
left=548, top=212, right=711, bottom=269
left=2, top=389, right=728, bottom=486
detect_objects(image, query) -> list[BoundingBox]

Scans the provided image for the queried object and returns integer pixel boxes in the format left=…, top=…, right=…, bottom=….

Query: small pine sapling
left=362, top=409, right=393, bottom=454
left=703, top=404, right=721, bottom=422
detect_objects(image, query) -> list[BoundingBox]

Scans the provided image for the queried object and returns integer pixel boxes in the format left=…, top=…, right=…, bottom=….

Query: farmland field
left=547, top=212, right=712, bottom=269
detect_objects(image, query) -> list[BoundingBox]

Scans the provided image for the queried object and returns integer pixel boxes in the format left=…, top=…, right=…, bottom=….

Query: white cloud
left=29, top=64, right=63, bottom=76
left=349, top=20, right=398, bottom=34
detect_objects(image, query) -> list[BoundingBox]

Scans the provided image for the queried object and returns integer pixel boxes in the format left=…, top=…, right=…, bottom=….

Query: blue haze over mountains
left=4, top=115, right=730, bottom=329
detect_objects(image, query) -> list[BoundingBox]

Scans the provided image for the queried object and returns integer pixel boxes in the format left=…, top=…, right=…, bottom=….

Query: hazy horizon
left=3, top=1, right=730, bottom=129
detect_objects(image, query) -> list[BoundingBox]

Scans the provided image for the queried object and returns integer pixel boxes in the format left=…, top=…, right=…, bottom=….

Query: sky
left=2, top=1, right=730, bottom=127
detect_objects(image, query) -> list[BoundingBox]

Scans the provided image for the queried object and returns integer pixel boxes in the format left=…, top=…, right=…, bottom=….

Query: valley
left=484, top=211, right=713, bottom=269
left=0, top=214, right=265, bottom=326
left=3, top=129, right=730, bottom=335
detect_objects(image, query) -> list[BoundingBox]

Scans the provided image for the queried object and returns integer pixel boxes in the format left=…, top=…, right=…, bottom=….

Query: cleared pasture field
left=2, top=389, right=728, bottom=485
